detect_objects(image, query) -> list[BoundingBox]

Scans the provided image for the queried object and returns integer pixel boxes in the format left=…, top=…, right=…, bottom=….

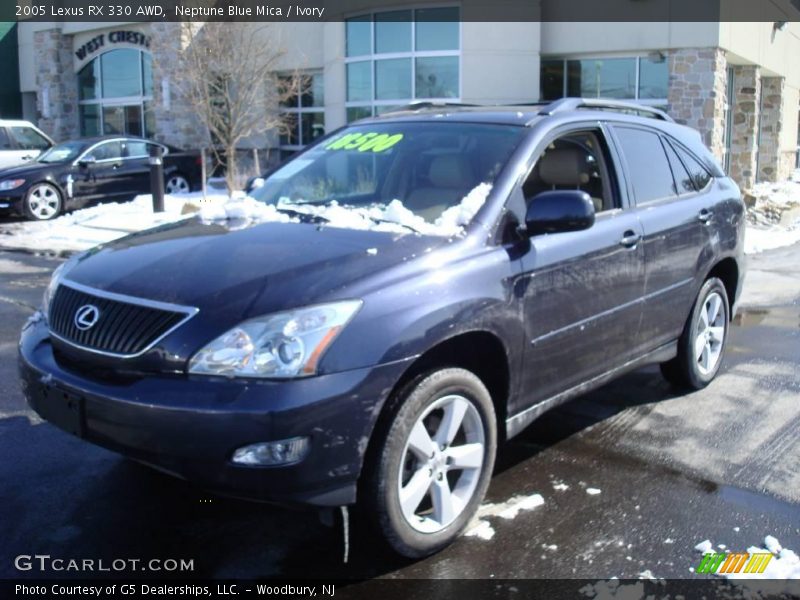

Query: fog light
left=232, top=437, right=310, bottom=466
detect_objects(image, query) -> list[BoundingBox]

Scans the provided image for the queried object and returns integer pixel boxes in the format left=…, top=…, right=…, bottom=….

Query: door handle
left=698, top=209, right=713, bottom=224
left=619, top=230, right=641, bottom=248
left=21, top=155, right=34, bottom=160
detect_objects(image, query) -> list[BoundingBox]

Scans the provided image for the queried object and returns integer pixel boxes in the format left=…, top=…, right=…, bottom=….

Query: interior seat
left=536, top=147, right=604, bottom=212
left=404, top=154, right=475, bottom=222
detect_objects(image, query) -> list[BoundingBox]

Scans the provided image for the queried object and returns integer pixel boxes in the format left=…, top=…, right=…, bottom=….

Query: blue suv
left=20, top=98, right=745, bottom=557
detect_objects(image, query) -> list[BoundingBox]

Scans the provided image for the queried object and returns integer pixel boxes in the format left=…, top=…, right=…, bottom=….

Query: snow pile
left=745, top=171, right=800, bottom=254
left=464, top=492, right=545, bottom=541
left=0, top=191, right=229, bottom=254
left=199, top=183, right=494, bottom=238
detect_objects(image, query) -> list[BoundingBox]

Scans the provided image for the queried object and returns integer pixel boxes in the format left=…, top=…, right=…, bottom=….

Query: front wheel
left=365, top=368, right=497, bottom=558
left=661, top=277, right=730, bottom=390
left=24, top=182, right=62, bottom=221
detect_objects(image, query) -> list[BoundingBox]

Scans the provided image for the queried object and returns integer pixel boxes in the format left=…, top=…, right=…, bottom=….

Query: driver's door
left=514, top=124, right=646, bottom=411
left=73, top=140, right=129, bottom=202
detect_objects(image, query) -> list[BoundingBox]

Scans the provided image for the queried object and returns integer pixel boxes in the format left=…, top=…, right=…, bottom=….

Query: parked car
left=0, top=136, right=202, bottom=220
left=0, top=119, right=54, bottom=170
left=20, top=99, right=745, bottom=557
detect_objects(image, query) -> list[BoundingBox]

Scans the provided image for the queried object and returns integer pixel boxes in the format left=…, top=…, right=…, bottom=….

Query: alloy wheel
left=26, top=184, right=60, bottom=220
left=695, top=291, right=726, bottom=376
left=165, top=175, right=190, bottom=194
left=398, top=394, right=485, bottom=533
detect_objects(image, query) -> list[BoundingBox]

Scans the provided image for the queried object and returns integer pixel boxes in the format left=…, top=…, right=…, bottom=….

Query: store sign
left=75, top=31, right=150, bottom=61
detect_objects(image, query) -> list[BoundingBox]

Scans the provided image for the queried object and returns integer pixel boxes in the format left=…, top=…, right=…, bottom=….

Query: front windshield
left=249, top=122, right=525, bottom=232
left=38, top=142, right=86, bottom=164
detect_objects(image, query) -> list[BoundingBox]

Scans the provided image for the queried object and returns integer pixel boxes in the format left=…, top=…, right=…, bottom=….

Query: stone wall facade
left=147, top=22, right=209, bottom=150
left=667, top=48, right=728, bottom=164
left=728, top=65, right=761, bottom=189
left=757, top=76, right=785, bottom=183
left=34, top=29, right=79, bottom=141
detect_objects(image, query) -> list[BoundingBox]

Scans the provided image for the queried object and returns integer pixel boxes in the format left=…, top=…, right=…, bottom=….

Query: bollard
left=149, top=144, right=165, bottom=213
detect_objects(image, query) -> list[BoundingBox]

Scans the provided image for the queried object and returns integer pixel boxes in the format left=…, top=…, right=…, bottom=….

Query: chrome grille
left=48, top=282, right=196, bottom=357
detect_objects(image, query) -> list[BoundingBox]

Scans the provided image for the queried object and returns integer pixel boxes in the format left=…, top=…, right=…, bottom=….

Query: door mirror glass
left=524, top=190, right=595, bottom=236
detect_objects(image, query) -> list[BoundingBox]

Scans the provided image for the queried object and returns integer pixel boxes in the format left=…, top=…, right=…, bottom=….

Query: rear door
left=121, top=140, right=154, bottom=194
left=608, top=125, right=713, bottom=349
left=515, top=124, right=646, bottom=410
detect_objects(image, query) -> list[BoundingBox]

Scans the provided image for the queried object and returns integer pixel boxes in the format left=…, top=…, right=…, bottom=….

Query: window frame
left=278, top=71, right=326, bottom=155
left=540, top=54, right=669, bottom=108
left=7, top=125, right=51, bottom=151
left=344, top=6, right=462, bottom=121
left=77, top=49, right=154, bottom=138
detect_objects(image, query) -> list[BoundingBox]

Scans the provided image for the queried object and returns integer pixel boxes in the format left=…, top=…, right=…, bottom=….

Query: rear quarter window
left=0, top=128, right=10, bottom=150
left=614, top=126, right=677, bottom=205
left=671, top=141, right=712, bottom=191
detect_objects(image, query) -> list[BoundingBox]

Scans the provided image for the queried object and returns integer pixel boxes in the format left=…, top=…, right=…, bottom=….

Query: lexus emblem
left=74, top=304, right=100, bottom=331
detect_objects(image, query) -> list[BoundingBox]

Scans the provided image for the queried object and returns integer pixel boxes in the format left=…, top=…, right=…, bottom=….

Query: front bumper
left=19, top=315, right=410, bottom=506
left=0, top=193, right=23, bottom=213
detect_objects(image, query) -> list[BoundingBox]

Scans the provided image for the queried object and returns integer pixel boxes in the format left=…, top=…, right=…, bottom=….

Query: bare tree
left=167, top=22, right=303, bottom=195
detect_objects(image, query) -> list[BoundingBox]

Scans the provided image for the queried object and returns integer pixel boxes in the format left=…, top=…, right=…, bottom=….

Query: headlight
left=42, top=262, right=69, bottom=319
left=188, top=300, right=362, bottom=379
left=0, top=179, right=25, bottom=191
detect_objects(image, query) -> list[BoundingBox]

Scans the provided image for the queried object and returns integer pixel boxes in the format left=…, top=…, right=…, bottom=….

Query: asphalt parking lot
left=1, top=245, right=798, bottom=587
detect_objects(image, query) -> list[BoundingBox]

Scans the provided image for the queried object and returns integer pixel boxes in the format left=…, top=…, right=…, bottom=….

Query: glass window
left=301, top=113, right=325, bottom=145
left=568, top=58, right=636, bottom=99
left=8, top=126, right=50, bottom=151
left=125, top=141, right=150, bottom=158
left=301, top=72, right=324, bottom=108
left=672, top=142, right=712, bottom=190
left=374, top=12, right=411, bottom=54
left=347, top=106, right=372, bottom=123
left=375, top=58, right=412, bottom=100
left=614, top=127, right=677, bottom=204
left=88, top=140, right=124, bottom=161
left=663, top=139, right=695, bottom=195
left=416, top=56, right=458, bottom=98
left=144, top=101, right=156, bottom=138
left=347, top=61, right=372, bottom=102
left=639, top=56, right=668, bottom=99
left=346, top=16, right=371, bottom=57
left=0, top=129, right=11, bottom=150
left=80, top=104, right=101, bottom=136
left=279, top=114, right=299, bottom=146
left=102, top=106, right=125, bottom=135
left=78, top=60, right=102, bottom=101
left=540, top=60, right=565, bottom=100
left=101, top=49, right=142, bottom=98
left=415, top=8, right=459, bottom=51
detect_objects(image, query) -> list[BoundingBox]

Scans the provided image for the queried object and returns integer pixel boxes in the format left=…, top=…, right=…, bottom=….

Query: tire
left=24, top=182, right=62, bottom=221
left=365, top=368, right=497, bottom=558
left=660, top=277, right=730, bottom=390
left=165, top=173, right=191, bottom=195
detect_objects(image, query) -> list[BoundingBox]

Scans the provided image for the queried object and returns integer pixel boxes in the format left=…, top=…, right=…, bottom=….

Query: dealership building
left=12, top=15, right=800, bottom=188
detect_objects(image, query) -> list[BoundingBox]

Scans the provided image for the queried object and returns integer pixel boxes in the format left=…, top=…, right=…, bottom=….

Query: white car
left=0, top=120, right=54, bottom=170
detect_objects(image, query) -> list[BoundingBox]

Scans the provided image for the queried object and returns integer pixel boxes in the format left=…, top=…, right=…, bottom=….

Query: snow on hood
left=198, top=182, right=494, bottom=238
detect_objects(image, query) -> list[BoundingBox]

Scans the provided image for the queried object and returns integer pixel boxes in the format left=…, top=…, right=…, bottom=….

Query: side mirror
left=524, top=190, right=595, bottom=236
left=78, top=155, right=96, bottom=167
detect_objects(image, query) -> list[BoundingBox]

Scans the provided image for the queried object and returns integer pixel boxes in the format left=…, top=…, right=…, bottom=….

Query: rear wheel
left=660, top=277, right=730, bottom=390
left=165, top=173, right=190, bottom=195
left=365, top=368, right=496, bottom=558
left=24, top=182, right=62, bottom=221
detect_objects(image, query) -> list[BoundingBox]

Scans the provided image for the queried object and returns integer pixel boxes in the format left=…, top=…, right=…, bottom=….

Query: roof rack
left=539, top=98, right=674, bottom=122
left=378, top=101, right=478, bottom=114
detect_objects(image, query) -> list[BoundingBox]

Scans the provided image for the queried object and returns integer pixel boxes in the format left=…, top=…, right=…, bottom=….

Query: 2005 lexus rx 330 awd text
left=20, top=99, right=745, bottom=558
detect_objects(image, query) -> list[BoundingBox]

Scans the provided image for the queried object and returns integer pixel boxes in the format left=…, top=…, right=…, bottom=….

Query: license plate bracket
left=37, top=384, right=85, bottom=438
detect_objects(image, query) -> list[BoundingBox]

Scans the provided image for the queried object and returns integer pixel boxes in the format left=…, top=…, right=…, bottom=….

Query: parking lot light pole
left=149, top=144, right=165, bottom=213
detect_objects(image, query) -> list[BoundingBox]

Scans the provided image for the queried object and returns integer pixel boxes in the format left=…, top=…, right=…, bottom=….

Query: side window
left=522, top=129, right=619, bottom=213
left=8, top=126, right=51, bottom=151
left=87, top=141, right=123, bottom=161
left=0, top=128, right=11, bottom=150
left=662, top=139, right=695, bottom=195
left=671, top=142, right=712, bottom=191
left=125, top=141, right=149, bottom=158
left=614, top=127, right=676, bottom=205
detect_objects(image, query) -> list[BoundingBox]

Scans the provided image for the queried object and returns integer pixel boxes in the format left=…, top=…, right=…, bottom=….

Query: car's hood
left=64, top=217, right=451, bottom=323
left=0, top=161, right=57, bottom=179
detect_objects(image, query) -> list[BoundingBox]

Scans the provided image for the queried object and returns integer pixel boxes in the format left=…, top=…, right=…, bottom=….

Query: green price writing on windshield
left=325, top=132, right=404, bottom=153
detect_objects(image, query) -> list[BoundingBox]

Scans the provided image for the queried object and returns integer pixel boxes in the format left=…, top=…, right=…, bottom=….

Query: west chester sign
left=75, top=30, right=151, bottom=61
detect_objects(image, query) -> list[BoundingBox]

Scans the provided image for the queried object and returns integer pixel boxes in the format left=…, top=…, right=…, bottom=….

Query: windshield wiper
left=365, top=215, right=424, bottom=234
